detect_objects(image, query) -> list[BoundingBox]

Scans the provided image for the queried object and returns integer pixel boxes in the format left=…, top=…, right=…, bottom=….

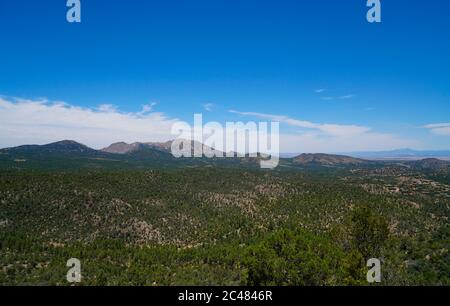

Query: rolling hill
left=292, top=153, right=370, bottom=167
left=408, top=158, right=450, bottom=171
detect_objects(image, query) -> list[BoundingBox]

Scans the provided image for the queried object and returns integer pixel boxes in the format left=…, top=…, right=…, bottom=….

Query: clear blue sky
left=0, top=0, right=449, bottom=152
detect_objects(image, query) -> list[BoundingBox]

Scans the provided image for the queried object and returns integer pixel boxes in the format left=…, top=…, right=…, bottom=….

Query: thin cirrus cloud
left=0, top=96, right=179, bottom=149
left=203, top=103, right=214, bottom=112
left=320, top=94, right=356, bottom=101
left=229, top=110, right=369, bottom=136
left=424, top=123, right=450, bottom=136
left=229, top=110, right=419, bottom=152
left=314, top=89, right=356, bottom=100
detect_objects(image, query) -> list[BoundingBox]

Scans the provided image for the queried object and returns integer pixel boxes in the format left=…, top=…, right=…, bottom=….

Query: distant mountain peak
left=42, top=140, right=93, bottom=152
left=55, top=140, right=82, bottom=144
left=101, top=142, right=143, bottom=154
left=101, top=141, right=175, bottom=154
left=343, top=148, right=450, bottom=160
left=101, top=140, right=221, bottom=156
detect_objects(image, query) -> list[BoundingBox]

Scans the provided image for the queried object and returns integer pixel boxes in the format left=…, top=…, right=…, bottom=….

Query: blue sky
left=0, top=0, right=449, bottom=152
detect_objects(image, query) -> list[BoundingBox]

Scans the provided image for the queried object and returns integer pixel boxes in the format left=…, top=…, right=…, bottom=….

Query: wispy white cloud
left=314, top=89, right=326, bottom=93
left=229, top=110, right=419, bottom=152
left=424, top=123, right=450, bottom=136
left=229, top=110, right=369, bottom=136
left=320, top=94, right=356, bottom=101
left=138, top=102, right=158, bottom=115
left=339, top=94, right=356, bottom=100
left=0, top=97, right=177, bottom=149
left=203, top=103, right=214, bottom=112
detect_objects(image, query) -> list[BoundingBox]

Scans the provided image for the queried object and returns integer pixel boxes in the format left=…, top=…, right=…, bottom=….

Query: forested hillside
left=1, top=167, right=448, bottom=285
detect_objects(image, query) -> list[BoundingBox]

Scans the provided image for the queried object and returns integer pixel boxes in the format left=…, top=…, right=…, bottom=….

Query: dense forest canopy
left=1, top=165, right=449, bottom=285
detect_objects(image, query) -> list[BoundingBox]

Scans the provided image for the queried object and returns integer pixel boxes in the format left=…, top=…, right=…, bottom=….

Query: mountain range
left=341, top=148, right=450, bottom=160
left=0, top=140, right=449, bottom=171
